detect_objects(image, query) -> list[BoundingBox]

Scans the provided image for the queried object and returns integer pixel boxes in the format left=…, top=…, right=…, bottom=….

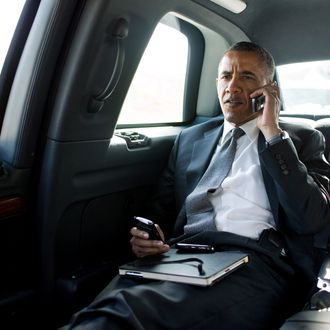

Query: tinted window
left=0, top=1, right=26, bottom=74
left=278, top=60, right=330, bottom=115
left=117, top=16, right=189, bottom=125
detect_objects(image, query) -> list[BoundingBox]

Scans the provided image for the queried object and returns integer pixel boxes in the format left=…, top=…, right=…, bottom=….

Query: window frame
left=115, top=15, right=204, bottom=129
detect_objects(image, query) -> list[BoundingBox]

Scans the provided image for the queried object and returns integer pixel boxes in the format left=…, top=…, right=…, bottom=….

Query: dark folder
left=119, top=248, right=249, bottom=287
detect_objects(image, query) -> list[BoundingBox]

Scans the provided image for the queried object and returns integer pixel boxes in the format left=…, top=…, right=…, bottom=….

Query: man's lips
left=224, top=98, right=244, bottom=105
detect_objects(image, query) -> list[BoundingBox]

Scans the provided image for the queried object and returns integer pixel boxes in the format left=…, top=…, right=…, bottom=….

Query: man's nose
left=226, top=77, right=242, bottom=93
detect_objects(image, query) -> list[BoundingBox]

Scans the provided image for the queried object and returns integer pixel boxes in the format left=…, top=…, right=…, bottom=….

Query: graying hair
left=225, top=41, right=275, bottom=81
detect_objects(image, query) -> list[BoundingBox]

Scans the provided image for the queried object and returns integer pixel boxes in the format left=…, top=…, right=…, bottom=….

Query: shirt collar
left=222, top=117, right=259, bottom=144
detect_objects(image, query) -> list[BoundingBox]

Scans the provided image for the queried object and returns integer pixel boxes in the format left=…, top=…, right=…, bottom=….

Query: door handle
left=115, top=131, right=150, bottom=149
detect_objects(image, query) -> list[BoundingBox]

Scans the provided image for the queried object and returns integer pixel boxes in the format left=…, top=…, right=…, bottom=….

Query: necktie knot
left=231, top=127, right=245, bottom=140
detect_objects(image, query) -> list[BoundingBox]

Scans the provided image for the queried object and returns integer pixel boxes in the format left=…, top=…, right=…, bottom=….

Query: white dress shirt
left=208, top=118, right=276, bottom=240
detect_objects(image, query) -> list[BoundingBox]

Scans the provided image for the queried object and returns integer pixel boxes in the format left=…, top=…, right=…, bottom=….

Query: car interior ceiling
left=195, top=0, right=330, bottom=65
left=1, top=0, right=330, bottom=329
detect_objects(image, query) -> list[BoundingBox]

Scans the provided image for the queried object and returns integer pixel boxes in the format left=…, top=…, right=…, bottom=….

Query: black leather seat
left=315, top=118, right=330, bottom=162
left=280, top=117, right=330, bottom=161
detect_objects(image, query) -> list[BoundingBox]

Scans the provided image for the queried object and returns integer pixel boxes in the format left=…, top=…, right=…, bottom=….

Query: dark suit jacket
left=149, top=116, right=330, bottom=282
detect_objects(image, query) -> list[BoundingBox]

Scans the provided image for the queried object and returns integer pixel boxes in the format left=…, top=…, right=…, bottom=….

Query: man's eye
left=242, top=75, right=254, bottom=80
left=221, top=75, right=231, bottom=80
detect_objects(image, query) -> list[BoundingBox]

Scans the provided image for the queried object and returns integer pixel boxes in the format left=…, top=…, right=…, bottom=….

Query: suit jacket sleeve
left=260, top=126, right=330, bottom=236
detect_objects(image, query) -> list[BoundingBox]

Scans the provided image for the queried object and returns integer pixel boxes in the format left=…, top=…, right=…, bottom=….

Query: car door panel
left=37, top=126, right=181, bottom=319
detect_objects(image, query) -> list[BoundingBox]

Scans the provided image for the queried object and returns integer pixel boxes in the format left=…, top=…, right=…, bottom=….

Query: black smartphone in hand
left=252, top=95, right=265, bottom=112
left=133, top=216, right=165, bottom=242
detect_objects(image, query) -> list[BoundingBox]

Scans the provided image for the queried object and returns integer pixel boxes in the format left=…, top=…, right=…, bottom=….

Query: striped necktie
left=184, top=127, right=245, bottom=234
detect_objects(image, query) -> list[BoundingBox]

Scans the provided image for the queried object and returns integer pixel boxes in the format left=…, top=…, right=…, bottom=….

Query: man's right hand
left=130, top=226, right=170, bottom=258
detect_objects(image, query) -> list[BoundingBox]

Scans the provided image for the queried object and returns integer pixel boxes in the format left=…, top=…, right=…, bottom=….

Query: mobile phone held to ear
left=252, top=95, right=265, bottom=112
left=133, top=216, right=165, bottom=242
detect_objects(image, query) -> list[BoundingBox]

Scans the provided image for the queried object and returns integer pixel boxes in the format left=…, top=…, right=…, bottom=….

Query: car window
left=0, top=1, right=26, bottom=74
left=116, top=16, right=189, bottom=125
left=277, top=60, right=330, bottom=115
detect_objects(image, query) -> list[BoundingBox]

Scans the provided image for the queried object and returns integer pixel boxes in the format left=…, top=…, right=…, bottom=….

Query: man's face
left=216, top=50, right=269, bottom=126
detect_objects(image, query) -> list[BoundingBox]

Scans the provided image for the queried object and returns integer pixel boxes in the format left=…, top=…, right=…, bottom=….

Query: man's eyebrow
left=219, top=70, right=232, bottom=75
left=219, top=70, right=257, bottom=77
left=240, top=70, right=257, bottom=77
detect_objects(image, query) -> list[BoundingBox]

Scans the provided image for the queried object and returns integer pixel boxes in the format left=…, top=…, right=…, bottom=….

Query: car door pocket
left=115, top=131, right=150, bottom=149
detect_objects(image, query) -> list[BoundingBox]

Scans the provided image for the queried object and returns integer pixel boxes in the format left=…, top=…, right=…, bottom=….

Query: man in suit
left=62, top=42, right=330, bottom=330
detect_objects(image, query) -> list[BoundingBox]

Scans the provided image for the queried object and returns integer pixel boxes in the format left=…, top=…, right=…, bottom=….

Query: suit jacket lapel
left=258, top=132, right=279, bottom=224
left=186, top=125, right=224, bottom=194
